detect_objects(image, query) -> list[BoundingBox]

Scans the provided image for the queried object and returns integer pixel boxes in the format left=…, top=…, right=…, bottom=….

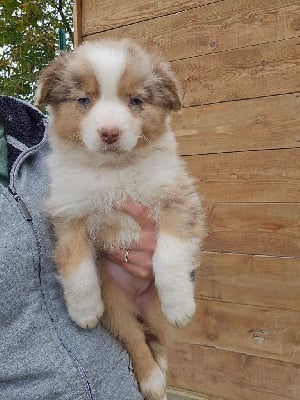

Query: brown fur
left=37, top=52, right=100, bottom=107
left=159, top=174, right=205, bottom=240
left=101, top=269, right=171, bottom=393
left=38, top=53, right=100, bottom=147
left=50, top=102, right=86, bottom=147
left=53, top=218, right=92, bottom=277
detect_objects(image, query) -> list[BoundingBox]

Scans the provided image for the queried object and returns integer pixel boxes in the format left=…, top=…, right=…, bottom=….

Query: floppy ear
left=35, top=52, right=71, bottom=106
left=151, top=61, right=182, bottom=111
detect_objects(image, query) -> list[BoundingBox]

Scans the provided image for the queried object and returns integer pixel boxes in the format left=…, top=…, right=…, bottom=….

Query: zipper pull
left=8, top=186, right=32, bottom=221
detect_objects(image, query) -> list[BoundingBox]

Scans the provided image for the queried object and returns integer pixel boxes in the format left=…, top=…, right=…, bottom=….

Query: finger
left=107, top=249, right=153, bottom=269
left=122, top=261, right=154, bottom=280
left=106, top=252, right=154, bottom=280
left=114, top=201, right=156, bottom=230
left=127, top=233, right=156, bottom=252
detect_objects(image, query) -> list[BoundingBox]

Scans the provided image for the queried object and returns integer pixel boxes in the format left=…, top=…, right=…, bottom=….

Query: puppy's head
left=36, top=40, right=181, bottom=154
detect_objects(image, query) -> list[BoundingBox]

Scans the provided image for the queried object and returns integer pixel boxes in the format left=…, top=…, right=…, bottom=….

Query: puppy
left=36, top=39, right=205, bottom=400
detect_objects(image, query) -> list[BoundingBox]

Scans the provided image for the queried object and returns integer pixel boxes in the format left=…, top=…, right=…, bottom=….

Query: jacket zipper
left=8, top=185, right=32, bottom=221
left=7, top=120, right=48, bottom=222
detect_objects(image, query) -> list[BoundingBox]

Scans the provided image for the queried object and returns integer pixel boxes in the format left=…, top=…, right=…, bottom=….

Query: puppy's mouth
left=99, top=142, right=124, bottom=153
left=82, top=129, right=140, bottom=154
left=98, top=137, right=135, bottom=153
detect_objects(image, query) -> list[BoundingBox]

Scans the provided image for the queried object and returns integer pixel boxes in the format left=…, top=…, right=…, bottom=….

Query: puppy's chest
left=49, top=151, right=181, bottom=248
left=52, top=165, right=164, bottom=249
left=87, top=180, right=159, bottom=251
left=88, top=210, right=143, bottom=251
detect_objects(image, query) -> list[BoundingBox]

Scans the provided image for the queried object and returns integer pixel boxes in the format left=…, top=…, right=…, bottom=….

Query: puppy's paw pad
left=162, top=297, right=196, bottom=328
left=140, top=366, right=166, bottom=400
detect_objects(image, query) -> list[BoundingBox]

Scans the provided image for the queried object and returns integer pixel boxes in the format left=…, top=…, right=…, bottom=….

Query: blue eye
left=129, top=97, right=143, bottom=106
left=78, top=97, right=91, bottom=106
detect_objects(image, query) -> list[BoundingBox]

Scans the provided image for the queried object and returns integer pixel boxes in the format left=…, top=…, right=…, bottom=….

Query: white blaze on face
left=79, top=43, right=142, bottom=152
left=87, top=44, right=126, bottom=100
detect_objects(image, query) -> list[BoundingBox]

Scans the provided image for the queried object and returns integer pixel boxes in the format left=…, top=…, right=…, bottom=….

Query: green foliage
left=0, top=0, right=73, bottom=103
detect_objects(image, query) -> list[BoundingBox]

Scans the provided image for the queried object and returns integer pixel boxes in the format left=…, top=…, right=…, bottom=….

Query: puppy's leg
left=155, top=174, right=204, bottom=327
left=152, top=231, right=199, bottom=327
left=138, top=286, right=171, bottom=376
left=54, top=219, right=103, bottom=328
left=101, top=268, right=166, bottom=400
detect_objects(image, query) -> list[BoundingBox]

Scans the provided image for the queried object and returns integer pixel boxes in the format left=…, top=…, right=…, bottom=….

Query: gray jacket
left=0, top=96, right=143, bottom=400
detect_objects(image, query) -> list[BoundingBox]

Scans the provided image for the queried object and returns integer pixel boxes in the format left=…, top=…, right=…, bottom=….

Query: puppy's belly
left=88, top=211, right=142, bottom=251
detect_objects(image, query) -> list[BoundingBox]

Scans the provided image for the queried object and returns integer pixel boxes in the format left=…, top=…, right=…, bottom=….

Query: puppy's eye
left=78, top=97, right=91, bottom=106
left=129, top=97, right=143, bottom=106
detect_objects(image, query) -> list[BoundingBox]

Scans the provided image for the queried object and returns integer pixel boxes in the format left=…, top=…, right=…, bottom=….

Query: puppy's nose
left=99, top=126, right=120, bottom=144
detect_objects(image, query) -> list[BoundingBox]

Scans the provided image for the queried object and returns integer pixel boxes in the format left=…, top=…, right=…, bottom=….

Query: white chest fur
left=47, top=135, right=182, bottom=250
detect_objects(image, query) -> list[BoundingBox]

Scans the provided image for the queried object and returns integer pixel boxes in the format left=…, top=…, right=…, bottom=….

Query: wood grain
left=167, top=388, right=217, bottom=400
left=197, top=252, right=300, bottom=311
left=175, top=299, right=300, bottom=363
left=85, top=0, right=300, bottom=61
left=204, top=203, right=300, bottom=256
left=167, top=342, right=300, bottom=400
left=171, top=37, right=300, bottom=106
left=185, top=148, right=300, bottom=203
left=82, top=0, right=218, bottom=35
left=172, top=93, right=300, bottom=155
left=83, top=36, right=300, bottom=105
left=73, top=0, right=82, bottom=47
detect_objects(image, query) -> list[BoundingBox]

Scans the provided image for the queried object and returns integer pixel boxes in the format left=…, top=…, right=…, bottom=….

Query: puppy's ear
left=35, top=52, right=71, bottom=106
left=152, top=61, right=182, bottom=111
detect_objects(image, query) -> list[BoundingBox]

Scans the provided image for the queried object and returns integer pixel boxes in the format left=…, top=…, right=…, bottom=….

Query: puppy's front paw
left=161, top=295, right=196, bottom=328
left=64, top=282, right=104, bottom=329
left=140, top=366, right=166, bottom=400
left=67, top=295, right=104, bottom=329
left=61, top=258, right=103, bottom=329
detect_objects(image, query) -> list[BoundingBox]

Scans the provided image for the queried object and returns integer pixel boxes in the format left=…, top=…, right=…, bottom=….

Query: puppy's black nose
left=99, top=127, right=120, bottom=144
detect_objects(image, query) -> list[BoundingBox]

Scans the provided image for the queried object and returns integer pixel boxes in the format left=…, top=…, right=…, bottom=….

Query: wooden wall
left=74, top=1, right=300, bottom=399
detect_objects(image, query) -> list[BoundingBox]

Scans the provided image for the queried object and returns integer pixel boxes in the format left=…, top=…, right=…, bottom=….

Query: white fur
left=140, top=366, right=166, bottom=400
left=80, top=99, right=142, bottom=153
left=61, top=256, right=103, bottom=329
left=47, top=131, right=181, bottom=250
left=75, top=42, right=142, bottom=153
left=82, top=42, right=127, bottom=99
left=152, top=233, right=199, bottom=327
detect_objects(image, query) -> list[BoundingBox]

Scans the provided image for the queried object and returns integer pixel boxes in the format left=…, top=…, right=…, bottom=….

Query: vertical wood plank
left=73, top=0, right=82, bottom=47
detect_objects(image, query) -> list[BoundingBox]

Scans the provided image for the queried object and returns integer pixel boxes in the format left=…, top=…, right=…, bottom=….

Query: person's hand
left=105, top=201, right=156, bottom=281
